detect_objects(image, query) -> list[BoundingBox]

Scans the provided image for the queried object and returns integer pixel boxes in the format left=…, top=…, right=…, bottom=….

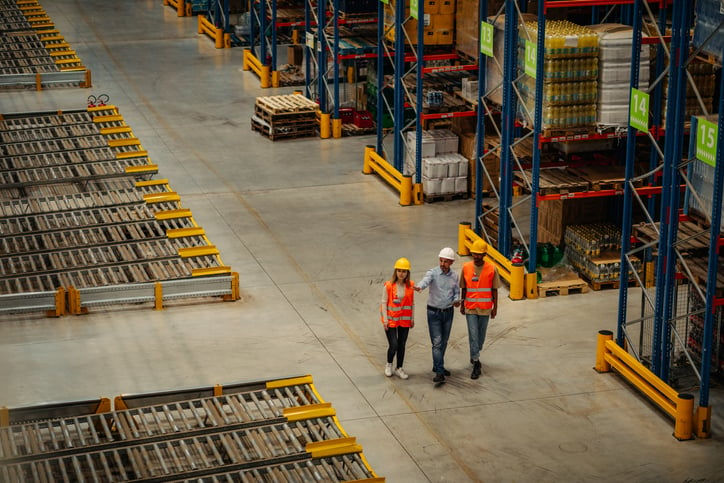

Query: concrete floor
left=2, top=1, right=724, bottom=481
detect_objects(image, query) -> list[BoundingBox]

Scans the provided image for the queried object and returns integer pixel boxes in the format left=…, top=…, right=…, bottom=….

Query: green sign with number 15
left=696, top=118, right=718, bottom=167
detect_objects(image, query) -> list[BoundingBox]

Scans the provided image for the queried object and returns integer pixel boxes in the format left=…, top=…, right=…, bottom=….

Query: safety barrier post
left=0, top=406, right=8, bottom=426
left=696, top=406, right=712, bottom=439
left=595, top=332, right=696, bottom=440
left=66, top=286, right=87, bottom=315
left=362, top=145, right=414, bottom=206
left=271, top=70, right=280, bottom=88
left=154, top=282, right=163, bottom=310
left=242, top=49, right=270, bottom=88
left=223, top=272, right=241, bottom=301
left=332, top=118, right=342, bottom=138
left=320, top=113, right=331, bottom=139
left=458, top=223, right=526, bottom=300
left=594, top=330, right=613, bottom=372
left=47, top=287, right=66, bottom=317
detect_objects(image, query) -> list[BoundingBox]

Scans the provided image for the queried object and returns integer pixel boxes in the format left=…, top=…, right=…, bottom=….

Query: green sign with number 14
left=629, top=88, right=649, bottom=132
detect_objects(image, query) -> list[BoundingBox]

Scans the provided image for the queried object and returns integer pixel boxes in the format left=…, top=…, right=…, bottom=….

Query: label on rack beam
left=524, top=40, right=536, bottom=79
left=696, top=117, right=718, bottom=167
left=481, top=22, right=493, bottom=57
left=629, top=88, right=649, bottom=132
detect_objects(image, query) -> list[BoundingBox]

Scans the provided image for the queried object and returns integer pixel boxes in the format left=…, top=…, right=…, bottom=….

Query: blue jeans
left=466, top=313, right=490, bottom=362
left=427, top=307, right=454, bottom=374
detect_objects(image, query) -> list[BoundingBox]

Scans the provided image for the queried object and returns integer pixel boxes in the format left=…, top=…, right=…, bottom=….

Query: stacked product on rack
left=659, top=57, right=717, bottom=123
left=383, top=0, right=456, bottom=46
left=588, top=24, right=650, bottom=128
left=517, top=19, right=600, bottom=132
left=564, top=223, right=641, bottom=285
left=405, top=129, right=468, bottom=199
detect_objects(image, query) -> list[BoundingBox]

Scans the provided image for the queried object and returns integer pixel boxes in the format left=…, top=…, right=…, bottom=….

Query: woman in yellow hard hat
left=380, top=257, right=415, bottom=379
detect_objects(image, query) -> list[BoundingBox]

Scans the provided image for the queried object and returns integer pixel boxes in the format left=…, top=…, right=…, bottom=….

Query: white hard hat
left=438, top=247, right=455, bottom=260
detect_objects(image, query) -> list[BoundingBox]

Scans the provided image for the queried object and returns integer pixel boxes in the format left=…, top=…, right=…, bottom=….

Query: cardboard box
left=287, top=45, right=304, bottom=66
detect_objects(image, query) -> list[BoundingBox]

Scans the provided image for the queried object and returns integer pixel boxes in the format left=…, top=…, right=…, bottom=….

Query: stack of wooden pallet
left=251, top=94, right=318, bottom=141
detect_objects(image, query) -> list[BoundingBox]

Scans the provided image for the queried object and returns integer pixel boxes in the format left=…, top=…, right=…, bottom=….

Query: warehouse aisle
left=1, top=1, right=723, bottom=481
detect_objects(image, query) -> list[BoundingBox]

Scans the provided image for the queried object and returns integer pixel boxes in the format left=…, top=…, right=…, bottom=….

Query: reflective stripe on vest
left=462, top=261, right=494, bottom=310
left=381, top=281, right=414, bottom=327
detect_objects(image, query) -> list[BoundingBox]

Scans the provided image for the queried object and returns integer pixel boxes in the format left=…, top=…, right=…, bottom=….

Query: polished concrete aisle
left=1, top=2, right=723, bottom=481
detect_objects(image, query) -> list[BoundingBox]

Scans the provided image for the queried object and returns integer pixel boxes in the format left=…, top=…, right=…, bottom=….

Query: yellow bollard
left=224, top=33, right=232, bottom=48
left=458, top=222, right=471, bottom=256
left=347, top=66, right=355, bottom=84
left=400, top=175, right=412, bottom=206
left=260, top=65, right=271, bottom=88
left=673, top=393, right=694, bottom=440
left=363, top=145, right=374, bottom=174
left=214, top=384, right=223, bottom=396
left=178, top=0, right=185, bottom=16
left=242, top=49, right=251, bottom=71
left=332, top=118, right=342, bottom=138
left=292, top=29, right=300, bottom=44
left=509, top=262, right=525, bottom=300
left=696, top=405, right=712, bottom=439
left=271, top=71, right=280, bottom=88
left=594, top=330, right=613, bottom=373
left=215, top=28, right=224, bottom=49
left=154, top=282, right=163, bottom=310
left=0, top=406, right=8, bottom=426
left=413, top=183, right=423, bottom=205
left=525, top=272, right=538, bottom=299
left=320, top=112, right=331, bottom=139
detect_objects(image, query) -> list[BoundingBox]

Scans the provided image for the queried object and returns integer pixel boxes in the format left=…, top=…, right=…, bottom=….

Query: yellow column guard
left=594, top=330, right=700, bottom=440
left=362, top=145, right=417, bottom=206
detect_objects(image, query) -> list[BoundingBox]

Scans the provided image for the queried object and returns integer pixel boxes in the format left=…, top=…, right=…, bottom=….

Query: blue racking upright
left=478, top=0, right=722, bottom=437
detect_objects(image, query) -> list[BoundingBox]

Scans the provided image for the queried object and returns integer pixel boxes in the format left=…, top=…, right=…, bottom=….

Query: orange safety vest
left=381, top=281, right=415, bottom=328
left=462, top=261, right=495, bottom=310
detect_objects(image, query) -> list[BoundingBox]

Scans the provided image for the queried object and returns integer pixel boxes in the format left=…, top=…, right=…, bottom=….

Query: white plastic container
left=423, top=176, right=442, bottom=196
left=440, top=177, right=456, bottom=194
left=455, top=176, right=468, bottom=194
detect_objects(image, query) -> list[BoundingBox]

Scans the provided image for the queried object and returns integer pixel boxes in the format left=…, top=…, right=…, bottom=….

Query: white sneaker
left=395, top=367, right=409, bottom=380
left=384, top=363, right=393, bottom=377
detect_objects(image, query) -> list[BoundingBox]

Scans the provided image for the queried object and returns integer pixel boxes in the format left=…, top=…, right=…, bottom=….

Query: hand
left=414, top=286, right=421, bottom=292
left=460, top=306, right=465, bottom=315
left=384, top=321, right=390, bottom=331
left=491, top=307, right=497, bottom=319
left=410, top=320, right=415, bottom=328
left=453, top=301, right=461, bottom=308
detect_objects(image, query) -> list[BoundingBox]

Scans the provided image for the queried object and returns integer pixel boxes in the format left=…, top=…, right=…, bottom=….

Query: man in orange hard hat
left=459, top=239, right=500, bottom=380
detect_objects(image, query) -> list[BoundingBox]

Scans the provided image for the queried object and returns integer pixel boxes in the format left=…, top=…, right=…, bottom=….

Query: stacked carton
left=589, top=24, right=650, bottom=127
left=384, top=0, right=456, bottom=46
left=405, top=130, right=468, bottom=197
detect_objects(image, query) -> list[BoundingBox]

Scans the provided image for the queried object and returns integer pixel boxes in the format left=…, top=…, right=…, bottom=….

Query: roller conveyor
left=0, top=377, right=378, bottom=482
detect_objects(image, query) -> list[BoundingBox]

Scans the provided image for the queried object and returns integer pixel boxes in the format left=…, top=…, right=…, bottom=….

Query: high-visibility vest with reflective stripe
left=381, top=281, right=415, bottom=328
left=462, top=261, right=494, bottom=310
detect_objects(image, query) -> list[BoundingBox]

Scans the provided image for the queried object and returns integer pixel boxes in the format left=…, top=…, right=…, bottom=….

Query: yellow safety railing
left=243, top=49, right=270, bottom=88
left=457, top=222, right=526, bottom=300
left=198, top=15, right=230, bottom=49
left=594, top=330, right=709, bottom=440
left=362, top=146, right=422, bottom=206
left=163, top=0, right=186, bottom=17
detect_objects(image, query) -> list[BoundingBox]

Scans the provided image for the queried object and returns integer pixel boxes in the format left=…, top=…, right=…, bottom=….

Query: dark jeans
left=427, top=307, right=454, bottom=374
left=386, top=326, right=410, bottom=368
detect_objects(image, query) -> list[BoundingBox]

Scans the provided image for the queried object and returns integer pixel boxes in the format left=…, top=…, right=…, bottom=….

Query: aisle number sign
left=481, top=22, right=493, bottom=57
left=524, top=40, right=536, bottom=78
left=411, top=0, right=418, bottom=19
left=629, top=88, right=649, bottom=132
left=696, top=117, right=718, bottom=167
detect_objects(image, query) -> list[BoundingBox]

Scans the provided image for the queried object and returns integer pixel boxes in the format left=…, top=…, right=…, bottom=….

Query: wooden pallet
left=567, top=165, right=626, bottom=191
left=253, top=105, right=316, bottom=125
left=515, top=167, right=589, bottom=195
left=423, top=192, right=469, bottom=203
left=250, top=118, right=317, bottom=141
left=538, top=278, right=589, bottom=297
left=541, top=126, right=597, bottom=140
left=255, top=94, right=318, bottom=114
left=341, top=123, right=375, bottom=137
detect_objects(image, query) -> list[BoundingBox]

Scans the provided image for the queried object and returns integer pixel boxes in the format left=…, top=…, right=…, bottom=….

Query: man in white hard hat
left=415, top=247, right=461, bottom=383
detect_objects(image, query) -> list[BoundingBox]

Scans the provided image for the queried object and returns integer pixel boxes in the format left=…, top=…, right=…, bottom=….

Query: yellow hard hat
left=394, top=257, right=411, bottom=271
left=470, top=239, right=488, bottom=254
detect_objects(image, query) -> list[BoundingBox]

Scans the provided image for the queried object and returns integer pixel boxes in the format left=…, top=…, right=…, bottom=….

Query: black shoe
left=471, top=361, right=481, bottom=380
left=443, top=369, right=451, bottom=376
left=433, top=373, right=446, bottom=383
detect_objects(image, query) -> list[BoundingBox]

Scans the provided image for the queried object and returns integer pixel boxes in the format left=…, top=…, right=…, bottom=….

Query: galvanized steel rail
left=0, top=377, right=379, bottom=481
